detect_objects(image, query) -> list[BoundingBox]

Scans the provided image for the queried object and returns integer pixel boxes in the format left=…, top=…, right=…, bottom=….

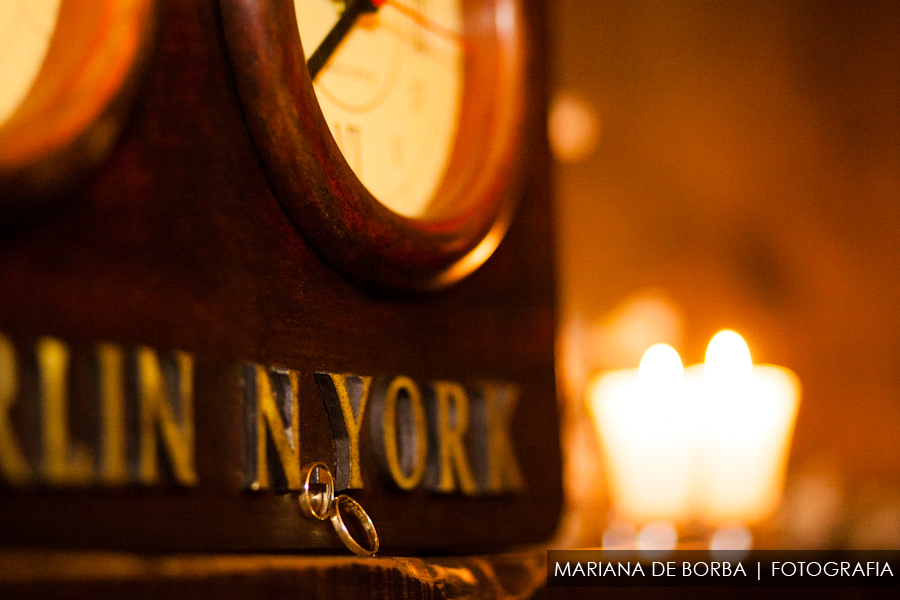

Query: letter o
left=380, top=376, right=428, bottom=490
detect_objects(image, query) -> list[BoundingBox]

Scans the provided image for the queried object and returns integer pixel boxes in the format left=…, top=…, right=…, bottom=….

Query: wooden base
left=0, top=548, right=547, bottom=600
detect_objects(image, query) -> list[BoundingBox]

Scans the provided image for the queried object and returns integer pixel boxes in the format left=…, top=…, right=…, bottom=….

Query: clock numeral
left=332, top=122, right=362, bottom=175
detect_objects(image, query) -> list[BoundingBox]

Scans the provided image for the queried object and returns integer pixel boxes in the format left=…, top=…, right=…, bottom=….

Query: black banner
left=547, top=550, right=900, bottom=588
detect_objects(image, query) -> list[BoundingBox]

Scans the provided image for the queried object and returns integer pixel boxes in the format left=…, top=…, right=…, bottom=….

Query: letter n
left=133, top=348, right=196, bottom=485
left=243, top=365, right=302, bottom=490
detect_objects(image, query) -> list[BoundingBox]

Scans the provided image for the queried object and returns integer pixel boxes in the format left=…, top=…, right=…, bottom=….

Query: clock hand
left=307, top=0, right=386, bottom=80
left=307, top=0, right=466, bottom=80
left=380, top=0, right=464, bottom=46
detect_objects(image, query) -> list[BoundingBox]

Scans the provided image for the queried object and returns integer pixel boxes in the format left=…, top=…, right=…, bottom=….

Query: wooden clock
left=0, top=0, right=559, bottom=588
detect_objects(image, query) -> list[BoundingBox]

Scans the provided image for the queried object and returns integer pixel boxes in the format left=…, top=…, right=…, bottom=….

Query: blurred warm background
left=549, top=0, right=900, bottom=549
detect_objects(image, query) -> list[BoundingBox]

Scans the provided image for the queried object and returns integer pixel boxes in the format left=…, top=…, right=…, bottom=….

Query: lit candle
left=588, top=330, right=801, bottom=533
left=589, top=344, right=694, bottom=523
left=692, top=330, right=800, bottom=525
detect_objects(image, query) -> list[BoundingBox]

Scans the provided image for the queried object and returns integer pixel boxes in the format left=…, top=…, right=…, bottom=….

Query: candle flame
left=638, top=343, right=684, bottom=401
left=589, top=329, right=801, bottom=530
left=704, top=330, right=753, bottom=390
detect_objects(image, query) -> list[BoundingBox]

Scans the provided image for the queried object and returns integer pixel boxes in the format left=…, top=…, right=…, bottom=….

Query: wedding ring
left=298, top=462, right=334, bottom=520
left=330, top=494, right=379, bottom=557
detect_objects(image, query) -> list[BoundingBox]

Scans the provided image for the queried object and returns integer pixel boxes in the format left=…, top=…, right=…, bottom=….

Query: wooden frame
left=0, top=0, right=158, bottom=209
left=220, top=0, right=528, bottom=291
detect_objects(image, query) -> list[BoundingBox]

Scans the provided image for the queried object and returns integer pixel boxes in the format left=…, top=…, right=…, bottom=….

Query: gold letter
left=478, top=382, right=524, bottom=493
left=0, top=333, right=30, bottom=484
left=372, top=376, right=428, bottom=490
left=135, top=348, right=196, bottom=486
left=315, top=373, right=371, bottom=490
left=96, top=343, right=127, bottom=485
left=243, top=365, right=302, bottom=490
left=38, top=338, right=93, bottom=485
left=427, top=381, right=477, bottom=495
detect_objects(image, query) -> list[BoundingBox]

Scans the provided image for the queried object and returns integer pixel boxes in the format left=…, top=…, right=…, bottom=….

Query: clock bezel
left=220, top=0, right=528, bottom=291
left=0, top=0, right=158, bottom=210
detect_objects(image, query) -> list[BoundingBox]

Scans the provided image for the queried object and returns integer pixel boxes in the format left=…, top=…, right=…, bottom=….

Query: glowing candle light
left=589, top=344, right=694, bottom=524
left=588, top=329, right=801, bottom=540
left=693, top=330, right=801, bottom=525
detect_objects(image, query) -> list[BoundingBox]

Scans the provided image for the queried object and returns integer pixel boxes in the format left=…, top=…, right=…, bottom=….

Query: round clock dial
left=0, top=0, right=61, bottom=127
left=221, top=0, right=528, bottom=291
left=0, top=0, right=157, bottom=207
left=295, top=0, right=464, bottom=218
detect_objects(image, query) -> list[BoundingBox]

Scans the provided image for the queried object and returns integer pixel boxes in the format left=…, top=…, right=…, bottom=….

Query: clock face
left=220, top=0, right=527, bottom=291
left=294, top=0, right=464, bottom=218
left=0, top=0, right=61, bottom=126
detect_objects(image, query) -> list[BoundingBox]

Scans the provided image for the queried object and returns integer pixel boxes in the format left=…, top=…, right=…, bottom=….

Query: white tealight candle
left=589, top=344, right=694, bottom=523
left=693, top=330, right=801, bottom=524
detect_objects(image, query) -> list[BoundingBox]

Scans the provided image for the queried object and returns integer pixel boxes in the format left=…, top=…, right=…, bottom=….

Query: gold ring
left=298, top=462, right=334, bottom=520
left=330, top=494, right=379, bottom=557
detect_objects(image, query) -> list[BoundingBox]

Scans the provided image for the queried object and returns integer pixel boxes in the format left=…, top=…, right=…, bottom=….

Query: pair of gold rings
left=299, top=462, right=379, bottom=557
